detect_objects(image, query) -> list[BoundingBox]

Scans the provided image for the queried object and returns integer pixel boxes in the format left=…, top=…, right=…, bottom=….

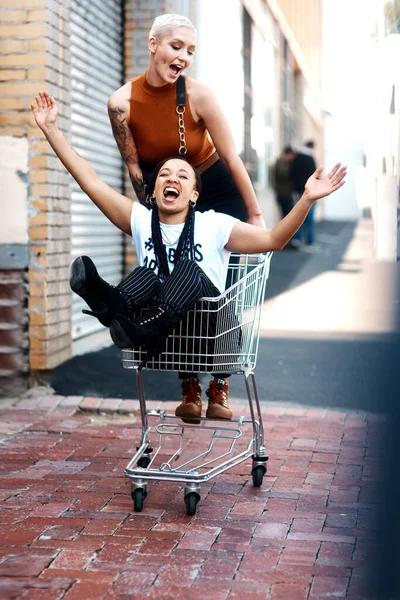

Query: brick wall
left=0, top=0, right=73, bottom=383
left=0, top=261, right=28, bottom=397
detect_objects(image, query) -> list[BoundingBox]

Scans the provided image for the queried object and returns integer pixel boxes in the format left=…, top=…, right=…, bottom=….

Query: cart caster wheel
left=131, top=488, right=146, bottom=512
left=252, top=464, right=267, bottom=487
left=137, top=455, right=150, bottom=468
left=185, top=492, right=200, bottom=516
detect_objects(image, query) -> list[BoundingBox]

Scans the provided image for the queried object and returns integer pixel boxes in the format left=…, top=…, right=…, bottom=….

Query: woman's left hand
left=30, top=90, right=58, bottom=131
left=304, top=163, right=347, bottom=203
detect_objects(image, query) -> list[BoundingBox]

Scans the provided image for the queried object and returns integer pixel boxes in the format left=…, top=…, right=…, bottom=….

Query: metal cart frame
left=121, top=253, right=272, bottom=514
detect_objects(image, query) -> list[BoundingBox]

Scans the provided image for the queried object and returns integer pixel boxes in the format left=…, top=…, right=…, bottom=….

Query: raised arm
left=31, top=91, right=133, bottom=235
left=226, top=164, right=347, bottom=253
left=189, top=80, right=265, bottom=228
left=107, top=84, right=147, bottom=204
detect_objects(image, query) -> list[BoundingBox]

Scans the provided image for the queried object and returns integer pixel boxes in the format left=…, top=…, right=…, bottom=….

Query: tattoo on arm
left=109, top=105, right=147, bottom=203
left=109, top=105, right=139, bottom=166
left=130, top=172, right=147, bottom=205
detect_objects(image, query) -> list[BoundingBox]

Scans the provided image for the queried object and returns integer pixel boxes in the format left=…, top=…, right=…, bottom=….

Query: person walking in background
left=271, top=145, right=296, bottom=219
left=107, top=13, right=264, bottom=227
left=291, top=140, right=318, bottom=250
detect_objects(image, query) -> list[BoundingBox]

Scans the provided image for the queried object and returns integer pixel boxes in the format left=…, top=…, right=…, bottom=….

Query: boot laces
left=206, top=379, right=229, bottom=407
left=181, top=377, right=202, bottom=406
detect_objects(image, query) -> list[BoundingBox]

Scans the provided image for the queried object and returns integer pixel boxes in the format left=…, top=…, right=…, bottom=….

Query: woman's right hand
left=30, top=91, right=58, bottom=131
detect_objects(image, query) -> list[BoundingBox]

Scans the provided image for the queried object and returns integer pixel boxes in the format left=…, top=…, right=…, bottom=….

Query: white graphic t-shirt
left=130, top=203, right=238, bottom=292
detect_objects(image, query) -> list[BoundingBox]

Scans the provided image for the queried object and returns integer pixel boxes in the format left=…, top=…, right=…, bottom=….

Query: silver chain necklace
left=161, top=230, right=182, bottom=247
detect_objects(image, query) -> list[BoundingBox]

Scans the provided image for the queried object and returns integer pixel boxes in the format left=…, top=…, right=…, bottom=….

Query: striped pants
left=117, top=259, right=229, bottom=379
left=117, top=258, right=220, bottom=313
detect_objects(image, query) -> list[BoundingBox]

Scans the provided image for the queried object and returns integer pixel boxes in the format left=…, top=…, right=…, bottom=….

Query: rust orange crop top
left=129, top=73, right=215, bottom=167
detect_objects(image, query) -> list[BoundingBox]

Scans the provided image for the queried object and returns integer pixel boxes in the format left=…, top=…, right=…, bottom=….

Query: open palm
left=305, top=163, right=347, bottom=202
left=30, top=91, right=58, bottom=130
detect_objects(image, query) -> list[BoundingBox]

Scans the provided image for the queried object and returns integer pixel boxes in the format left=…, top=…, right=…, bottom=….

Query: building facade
left=0, top=0, right=323, bottom=394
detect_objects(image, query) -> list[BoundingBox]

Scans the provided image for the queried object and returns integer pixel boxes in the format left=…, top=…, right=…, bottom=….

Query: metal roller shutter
left=70, top=0, right=124, bottom=340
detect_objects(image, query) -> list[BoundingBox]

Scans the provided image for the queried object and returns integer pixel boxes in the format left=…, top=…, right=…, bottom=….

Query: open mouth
left=163, top=187, right=180, bottom=201
left=170, top=64, right=183, bottom=76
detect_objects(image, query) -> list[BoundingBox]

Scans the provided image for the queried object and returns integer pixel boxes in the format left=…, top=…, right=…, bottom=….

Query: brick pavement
left=0, top=392, right=385, bottom=599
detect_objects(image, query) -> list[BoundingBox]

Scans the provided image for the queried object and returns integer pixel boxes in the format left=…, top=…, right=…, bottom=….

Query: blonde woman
left=108, top=13, right=264, bottom=226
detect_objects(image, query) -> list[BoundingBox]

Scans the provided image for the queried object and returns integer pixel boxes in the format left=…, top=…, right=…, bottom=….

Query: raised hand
left=30, top=91, right=58, bottom=131
left=304, top=163, right=347, bottom=203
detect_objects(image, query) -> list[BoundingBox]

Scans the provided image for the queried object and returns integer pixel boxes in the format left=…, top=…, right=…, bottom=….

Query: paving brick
left=270, top=583, right=309, bottom=599
left=111, top=571, right=157, bottom=594
left=41, top=568, right=116, bottom=582
left=0, top=554, right=53, bottom=577
left=59, top=397, right=83, bottom=408
left=290, top=517, right=325, bottom=534
left=309, top=575, right=349, bottom=598
left=139, top=539, right=177, bottom=556
left=239, top=547, right=281, bottom=572
left=95, top=543, right=137, bottom=563
left=118, top=399, right=140, bottom=414
left=98, top=399, right=122, bottom=413
left=230, top=501, right=264, bottom=517
left=152, top=589, right=230, bottom=600
left=278, top=543, right=318, bottom=567
left=38, top=524, right=86, bottom=541
left=200, top=555, right=241, bottom=580
left=82, top=519, right=123, bottom=536
left=48, top=549, right=94, bottom=570
left=64, top=580, right=112, bottom=600
left=228, top=594, right=267, bottom=600
left=154, top=563, right=202, bottom=588
left=78, top=397, right=103, bottom=411
left=253, top=522, right=290, bottom=540
left=20, top=590, right=65, bottom=599
left=177, top=531, right=219, bottom=551
left=325, top=512, right=357, bottom=529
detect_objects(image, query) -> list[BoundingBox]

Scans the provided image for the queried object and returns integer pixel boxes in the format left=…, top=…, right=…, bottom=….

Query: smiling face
left=148, top=26, right=196, bottom=84
left=152, top=158, right=199, bottom=223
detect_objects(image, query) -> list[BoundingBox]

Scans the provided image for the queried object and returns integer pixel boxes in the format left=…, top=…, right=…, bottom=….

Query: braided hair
left=148, top=156, right=202, bottom=282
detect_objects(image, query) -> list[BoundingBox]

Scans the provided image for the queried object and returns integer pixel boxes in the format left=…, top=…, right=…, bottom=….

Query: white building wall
left=195, top=0, right=244, bottom=153
left=195, top=0, right=281, bottom=226
left=323, top=114, right=363, bottom=220
left=0, top=137, right=29, bottom=245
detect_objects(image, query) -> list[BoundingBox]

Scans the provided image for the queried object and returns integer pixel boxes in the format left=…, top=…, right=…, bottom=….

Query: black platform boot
left=110, top=302, right=182, bottom=352
left=70, top=256, right=132, bottom=327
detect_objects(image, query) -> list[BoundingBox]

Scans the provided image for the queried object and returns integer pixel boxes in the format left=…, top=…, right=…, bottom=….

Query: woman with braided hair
left=31, top=91, right=347, bottom=423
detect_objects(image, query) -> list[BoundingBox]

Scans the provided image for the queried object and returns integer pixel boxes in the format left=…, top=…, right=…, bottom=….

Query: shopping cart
left=122, top=253, right=272, bottom=515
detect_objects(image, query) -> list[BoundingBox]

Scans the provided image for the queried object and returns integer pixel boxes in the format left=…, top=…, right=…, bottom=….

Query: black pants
left=197, top=159, right=248, bottom=221
left=118, top=259, right=231, bottom=379
left=276, top=193, right=293, bottom=219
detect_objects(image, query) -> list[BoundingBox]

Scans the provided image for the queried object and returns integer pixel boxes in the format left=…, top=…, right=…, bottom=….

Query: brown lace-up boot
left=205, top=378, right=232, bottom=420
left=175, top=377, right=202, bottom=424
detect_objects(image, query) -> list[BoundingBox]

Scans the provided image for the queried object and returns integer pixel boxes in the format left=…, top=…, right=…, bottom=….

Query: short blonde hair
left=149, top=14, right=196, bottom=40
